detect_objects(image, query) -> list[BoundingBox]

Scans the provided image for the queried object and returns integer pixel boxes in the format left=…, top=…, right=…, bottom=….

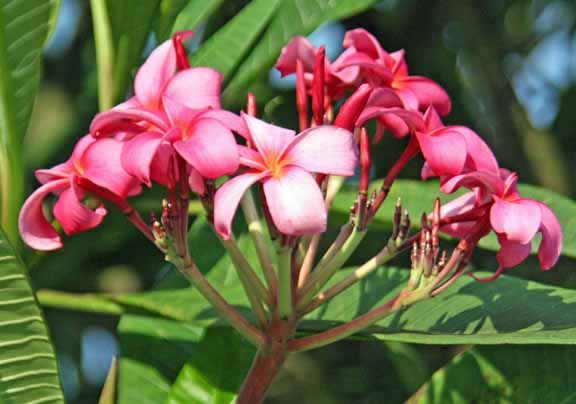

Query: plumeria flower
left=90, top=32, right=246, bottom=189
left=340, top=28, right=451, bottom=115
left=19, top=136, right=141, bottom=251
left=439, top=169, right=562, bottom=279
left=275, top=36, right=360, bottom=101
left=214, top=114, right=357, bottom=239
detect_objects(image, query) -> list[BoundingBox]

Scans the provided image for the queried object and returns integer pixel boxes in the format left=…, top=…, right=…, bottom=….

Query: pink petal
left=164, top=67, right=223, bottom=109
left=366, top=87, right=404, bottom=108
left=394, top=76, right=451, bottom=115
left=238, top=146, right=267, bottom=171
left=263, top=166, right=327, bottom=236
left=201, top=109, right=250, bottom=138
left=90, top=108, right=169, bottom=137
left=496, top=237, right=532, bottom=268
left=120, top=132, right=164, bottom=186
left=394, top=86, right=419, bottom=111
left=214, top=171, right=270, bottom=239
left=150, top=142, right=178, bottom=188
left=440, top=171, right=504, bottom=196
left=452, top=125, right=499, bottom=174
left=18, top=179, right=69, bottom=250
left=416, top=129, right=467, bottom=177
left=276, top=36, right=317, bottom=76
left=53, top=181, right=107, bottom=235
left=242, top=113, right=295, bottom=158
left=134, top=39, right=176, bottom=110
left=188, top=168, right=205, bottom=195
left=343, top=29, right=389, bottom=62
left=81, top=138, right=141, bottom=198
left=336, top=52, right=392, bottom=84
left=280, top=126, right=357, bottom=176
left=357, top=107, right=424, bottom=137
left=173, top=118, right=239, bottom=178
left=423, top=107, right=444, bottom=131
left=537, top=202, right=562, bottom=270
left=162, top=96, right=208, bottom=129
left=490, top=198, right=542, bottom=244
left=389, top=49, right=408, bottom=76
left=439, top=192, right=478, bottom=238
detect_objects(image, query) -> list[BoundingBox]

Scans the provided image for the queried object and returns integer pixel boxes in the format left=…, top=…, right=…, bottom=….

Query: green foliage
left=223, top=0, right=380, bottom=104
left=162, top=0, right=225, bottom=40
left=165, top=328, right=255, bottom=404
left=411, top=345, right=576, bottom=404
left=330, top=179, right=576, bottom=258
left=0, top=0, right=59, bottom=243
left=0, top=227, right=64, bottom=403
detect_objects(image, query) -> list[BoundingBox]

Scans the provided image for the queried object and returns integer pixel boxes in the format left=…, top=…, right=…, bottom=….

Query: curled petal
left=276, top=36, right=317, bottom=76
left=214, top=171, right=270, bottom=239
left=496, top=237, right=532, bottom=269
left=366, top=87, right=404, bottom=108
left=263, top=166, right=327, bottom=236
left=174, top=118, right=239, bottom=178
left=121, top=132, right=164, bottom=186
left=333, top=84, right=373, bottom=131
left=53, top=182, right=107, bottom=235
left=281, top=126, right=357, bottom=176
left=18, top=179, right=69, bottom=251
left=343, top=28, right=389, bottom=62
left=423, top=106, right=444, bottom=131
left=188, top=168, right=205, bottom=195
left=454, top=126, right=499, bottom=174
left=151, top=142, right=178, bottom=188
left=134, top=39, right=176, bottom=110
left=357, top=107, right=424, bottom=137
left=164, top=67, right=223, bottom=110
left=394, top=76, right=451, bottom=115
left=90, top=108, right=169, bottom=137
left=81, top=138, right=142, bottom=198
left=490, top=198, right=541, bottom=244
left=537, top=203, right=562, bottom=270
left=440, top=171, right=504, bottom=196
left=438, top=192, right=478, bottom=238
left=242, top=113, right=295, bottom=158
left=416, top=129, right=467, bottom=177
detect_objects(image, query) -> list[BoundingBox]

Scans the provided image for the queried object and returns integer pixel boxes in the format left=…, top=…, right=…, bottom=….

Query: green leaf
left=98, top=356, right=118, bottom=404
left=223, top=0, right=379, bottom=104
left=188, top=0, right=283, bottom=79
left=0, top=227, right=64, bottom=403
left=116, top=315, right=204, bottom=404
left=410, top=345, right=576, bottom=404
left=330, top=179, right=576, bottom=258
left=105, top=0, right=161, bottom=105
left=166, top=328, right=255, bottom=404
left=0, top=0, right=58, bottom=243
left=156, top=0, right=224, bottom=42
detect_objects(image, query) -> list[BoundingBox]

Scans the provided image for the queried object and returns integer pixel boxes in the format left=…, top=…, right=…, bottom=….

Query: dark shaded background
left=26, top=0, right=576, bottom=402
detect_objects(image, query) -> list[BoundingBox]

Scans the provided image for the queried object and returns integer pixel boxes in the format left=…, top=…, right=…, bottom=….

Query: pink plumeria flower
left=340, top=28, right=451, bottom=115
left=214, top=114, right=357, bottom=239
left=90, top=32, right=246, bottom=189
left=19, top=136, right=141, bottom=251
left=439, top=169, right=562, bottom=280
left=275, top=36, right=360, bottom=101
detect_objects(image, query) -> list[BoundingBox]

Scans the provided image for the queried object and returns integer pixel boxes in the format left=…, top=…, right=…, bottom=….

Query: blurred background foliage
left=17, top=0, right=576, bottom=402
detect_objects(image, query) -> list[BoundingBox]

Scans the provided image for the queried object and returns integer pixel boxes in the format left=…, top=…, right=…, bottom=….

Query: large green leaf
left=409, top=345, right=576, bottom=404
left=188, top=0, right=282, bottom=79
left=158, top=0, right=225, bottom=41
left=0, top=228, right=64, bottom=403
left=222, top=0, right=379, bottom=103
left=105, top=0, right=161, bottom=105
left=116, top=315, right=204, bottom=404
left=0, top=0, right=58, bottom=243
left=330, top=179, right=576, bottom=259
left=165, top=328, right=255, bottom=404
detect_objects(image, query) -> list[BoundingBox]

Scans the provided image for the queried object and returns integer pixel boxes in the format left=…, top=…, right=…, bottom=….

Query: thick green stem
left=220, top=237, right=269, bottom=325
left=298, top=226, right=367, bottom=308
left=240, top=190, right=278, bottom=299
left=276, top=246, right=293, bottom=319
left=90, top=0, right=115, bottom=111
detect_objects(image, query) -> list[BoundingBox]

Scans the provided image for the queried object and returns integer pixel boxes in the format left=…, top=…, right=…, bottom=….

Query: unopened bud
left=312, top=46, right=325, bottom=125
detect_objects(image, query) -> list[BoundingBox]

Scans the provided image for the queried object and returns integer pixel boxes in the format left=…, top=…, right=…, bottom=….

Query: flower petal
left=164, top=67, right=223, bottom=109
left=173, top=118, right=239, bottom=178
left=452, top=125, right=499, bottom=174
left=496, top=237, right=532, bottom=269
left=18, top=179, right=69, bottom=250
left=280, top=126, right=357, bottom=176
left=276, top=36, right=317, bottom=76
left=53, top=182, right=107, bottom=235
left=188, top=168, right=205, bottom=195
left=214, top=171, right=270, bottom=239
left=343, top=28, right=389, bottom=62
left=239, top=146, right=267, bottom=171
left=134, top=39, right=176, bottom=110
left=438, top=192, right=478, bottom=238
left=81, top=138, right=141, bottom=198
left=90, top=108, right=169, bottom=137
left=440, top=171, right=504, bottom=196
left=242, top=113, right=295, bottom=158
left=201, top=109, right=249, bottom=138
left=394, top=76, right=451, bottom=115
left=120, top=132, right=164, bottom=187
left=416, top=129, right=467, bottom=177
left=537, top=202, right=562, bottom=270
left=490, top=198, right=541, bottom=244
left=263, top=166, right=327, bottom=236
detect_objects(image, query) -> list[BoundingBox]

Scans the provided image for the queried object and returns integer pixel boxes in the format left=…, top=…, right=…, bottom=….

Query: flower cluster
left=19, top=28, right=561, bottom=286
